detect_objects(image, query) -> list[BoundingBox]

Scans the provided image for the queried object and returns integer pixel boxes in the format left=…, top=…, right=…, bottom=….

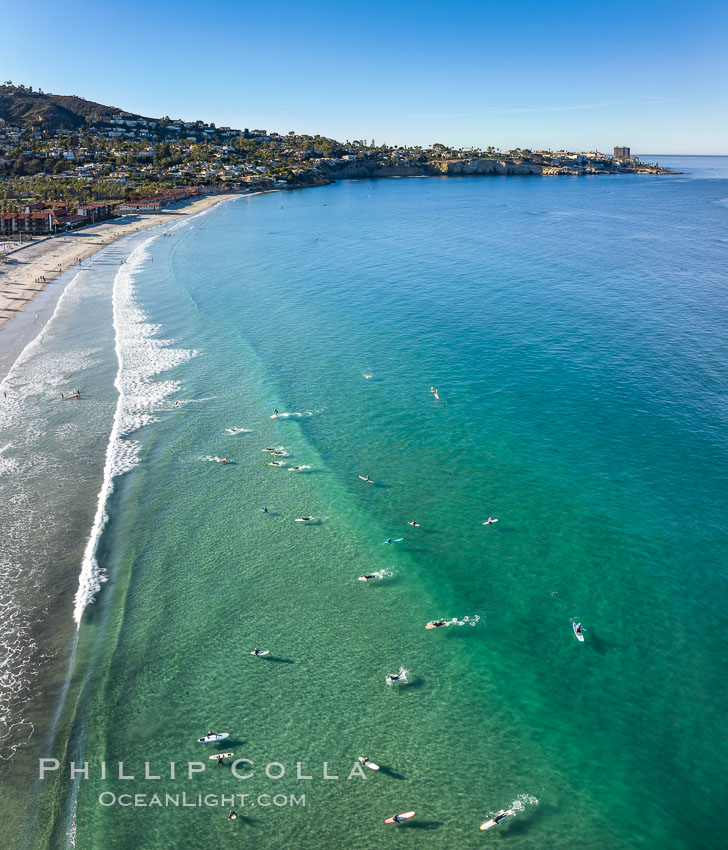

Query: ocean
left=1, top=158, right=727, bottom=849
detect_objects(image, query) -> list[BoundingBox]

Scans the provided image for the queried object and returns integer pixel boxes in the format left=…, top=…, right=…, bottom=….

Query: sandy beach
left=0, top=194, right=244, bottom=332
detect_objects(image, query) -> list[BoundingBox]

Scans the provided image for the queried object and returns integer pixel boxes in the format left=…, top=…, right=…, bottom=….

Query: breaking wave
left=73, top=239, right=197, bottom=623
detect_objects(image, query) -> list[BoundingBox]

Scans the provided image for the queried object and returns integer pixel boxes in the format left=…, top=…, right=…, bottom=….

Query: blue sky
left=3, top=0, right=727, bottom=153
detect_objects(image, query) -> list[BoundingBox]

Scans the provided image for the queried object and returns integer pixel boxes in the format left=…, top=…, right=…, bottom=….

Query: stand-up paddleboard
left=197, top=733, right=229, bottom=743
left=209, top=752, right=234, bottom=760
left=385, top=811, right=415, bottom=824
left=480, top=809, right=514, bottom=830
left=295, top=516, right=314, bottom=522
left=358, top=476, right=373, bottom=483
left=250, top=650, right=270, bottom=656
left=357, top=757, right=380, bottom=771
left=382, top=538, right=404, bottom=544
left=573, top=622, right=584, bottom=642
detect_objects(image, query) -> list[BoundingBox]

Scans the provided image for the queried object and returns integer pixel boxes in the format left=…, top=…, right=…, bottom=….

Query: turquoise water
left=3, top=163, right=728, bottom=848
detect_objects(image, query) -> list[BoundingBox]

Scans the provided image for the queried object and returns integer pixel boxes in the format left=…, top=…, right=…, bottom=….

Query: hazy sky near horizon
left=3, top=0, right=727, bottom=153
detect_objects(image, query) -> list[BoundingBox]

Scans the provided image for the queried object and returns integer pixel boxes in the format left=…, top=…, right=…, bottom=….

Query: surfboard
left=573, top=622, right=584, bottom=642
left=482, top=519, right=499, bottom=524
left=209, top=752, right=234, bottom=760
left=197, top=733, right=229, bottom=743
left=480, top=810, right=514, bottom=830
left=358, top=476, right=373, bottom=482
left=407, top=521, right=420, bottom=526
left=250, top=650, right=270, bottom=656
left=385, top=811, right=415, bottom=824
left=382, top=538, right=403, bottom=544
left=295, top=517, right=313, bottom=522
left=357, top=757, right=380, bottom=770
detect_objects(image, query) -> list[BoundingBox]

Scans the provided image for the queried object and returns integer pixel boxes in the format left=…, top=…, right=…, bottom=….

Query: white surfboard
left=385, top=811, right=415, bottom=824
left=197, top=733, right=229, bottom=743
left=480, top=809, right=514, bottom=830
left=573, top=622, right=585, bottom=642
left=250, top=650, right=270, bottom=656
left=358, top=476, right=373, bottom=483
left=357, top=757, right=380, bottom=771
left=209, top=752, right=234, bottom=760
left=295, top=517, right=314, bottom=522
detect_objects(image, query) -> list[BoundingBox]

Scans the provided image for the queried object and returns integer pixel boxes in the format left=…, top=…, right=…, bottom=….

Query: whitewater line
left=71, top=240, right=150, bottom=624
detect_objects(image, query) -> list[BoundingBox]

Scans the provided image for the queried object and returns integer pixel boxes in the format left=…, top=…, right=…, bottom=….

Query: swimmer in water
left=217, top=458, right=230, bottom=463
left=359, top=574, right=378, bottom=581
left=434, top=389, right=439, bottom=400
left=385, top=672, right=403, bottom=684
left=430, top=620, right=448, bottom=628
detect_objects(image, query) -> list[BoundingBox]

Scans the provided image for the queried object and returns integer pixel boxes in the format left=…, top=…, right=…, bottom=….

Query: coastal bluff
left=292, top=156, right=674, bottom=186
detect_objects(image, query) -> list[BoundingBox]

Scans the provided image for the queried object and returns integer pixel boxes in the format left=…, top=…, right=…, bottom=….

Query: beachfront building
left=116, top=200, right=162, bottom=214
left=76, top=202, right=115, bottom=223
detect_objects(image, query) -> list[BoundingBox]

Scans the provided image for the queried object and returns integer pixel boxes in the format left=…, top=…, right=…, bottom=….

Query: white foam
left=73, top=239, right=197, bottom=623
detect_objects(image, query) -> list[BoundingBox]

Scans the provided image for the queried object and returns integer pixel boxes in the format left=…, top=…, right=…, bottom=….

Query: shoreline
left=0, top=193, right=248, bottom=343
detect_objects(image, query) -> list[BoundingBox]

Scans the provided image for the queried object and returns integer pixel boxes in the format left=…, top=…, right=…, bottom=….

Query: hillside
left=0, top=84, right=132, bottom=130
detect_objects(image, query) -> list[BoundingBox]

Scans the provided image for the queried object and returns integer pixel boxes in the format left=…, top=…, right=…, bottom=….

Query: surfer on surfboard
left=483, top=517, right=498, bottom=525
left=385, top=667, right=407, bottom=685
left=480, top=809, right=515, bottom=830
left=385, top=811, right=415, bottom=824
